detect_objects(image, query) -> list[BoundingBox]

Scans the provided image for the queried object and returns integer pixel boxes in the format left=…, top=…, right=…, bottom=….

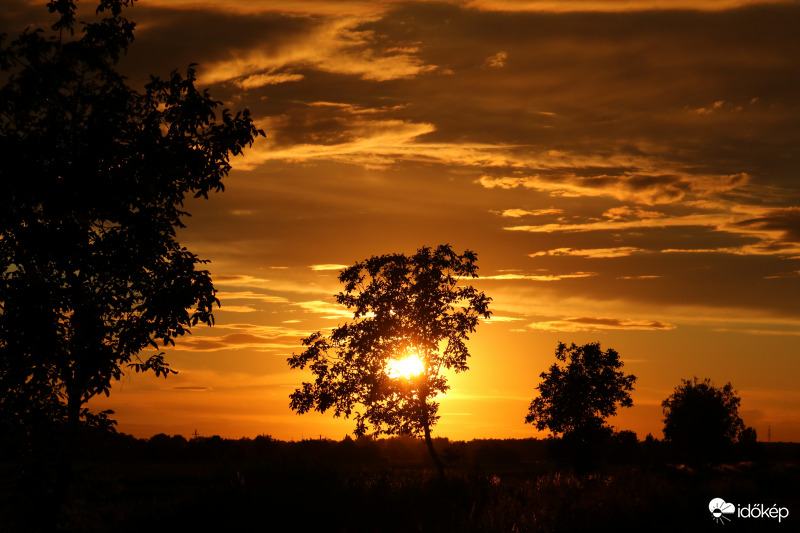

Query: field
left=2, top=434, right=799, bottom=532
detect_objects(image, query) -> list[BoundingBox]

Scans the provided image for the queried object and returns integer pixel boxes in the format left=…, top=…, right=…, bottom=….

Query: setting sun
left=386, top=352, right=425, bottom=379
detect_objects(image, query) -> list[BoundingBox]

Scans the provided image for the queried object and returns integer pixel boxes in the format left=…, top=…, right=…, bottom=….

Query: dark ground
left=1, top=433, right=798, bottom=532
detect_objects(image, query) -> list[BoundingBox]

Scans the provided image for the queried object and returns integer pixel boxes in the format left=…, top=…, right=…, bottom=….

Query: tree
left=0, top=0, right=264, bottom=439
left=525, top=342, right=636, bottom=449
left=661, top=377, right=745, bottom=463
left=288, top=244, right=492, bottom=476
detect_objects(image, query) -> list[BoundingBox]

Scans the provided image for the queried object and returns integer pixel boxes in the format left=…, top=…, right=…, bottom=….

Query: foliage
left=288, top=244, right=491, bottom=473
left=0, top=0, right=264, bottom=434
left=661, top=377, right=745, bottom=462
left=525, top=342, right=636, bottom=445
left=9, top=433, right=799, bottom=533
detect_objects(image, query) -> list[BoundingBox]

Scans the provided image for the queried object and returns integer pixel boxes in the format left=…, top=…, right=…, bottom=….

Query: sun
left=386, top=350, right=425, bottom=379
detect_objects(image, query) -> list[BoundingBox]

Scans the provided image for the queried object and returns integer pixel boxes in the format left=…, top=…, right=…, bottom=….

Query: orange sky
left=9, top=0, right=799, bottom=442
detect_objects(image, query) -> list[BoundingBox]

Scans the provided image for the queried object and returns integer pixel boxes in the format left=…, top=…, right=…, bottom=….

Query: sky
left=9, top=0, right=800, bottom=442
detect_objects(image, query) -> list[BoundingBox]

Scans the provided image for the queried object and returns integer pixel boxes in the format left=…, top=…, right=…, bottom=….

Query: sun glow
left=386, top=351, right=425, bottom=379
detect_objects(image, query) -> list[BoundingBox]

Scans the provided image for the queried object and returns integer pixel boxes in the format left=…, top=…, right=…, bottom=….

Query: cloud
left=173, top=333, right=300, bottom=352
left=763, top=271, right=800, bottom=280
left=477, top=176, right=531, bottom=189
left=483, top=315, right=524, bottom=322
left=712, top=328, right=800, bottom=337
left=216, top=305, right=259, bottom=313
left=507, top=206, right=800, bottom=258
left=529, top=316, right=676, bottom=332
left=482, top=272, right=598, bottom=281
left=213, top=275, right=335, bottom=297
left=464, top=1, right=787, bottom=12
left=216, top=291, right=289, bottom=303
left=603, top=206, right=665, bottom=221
left=199, top=14, right=437, bottom=88
left=529, top=247, right=642, bottom=258
left=497, top=208, right=563, bottom=217
left=310, top=264, right=348, bottom=271
left=484, top=51, right=507, bottom=68
left=734, top=207, right=800, bottom=244
left=504, top=212, right=737, bottom=233
left=171, top=323, right=312, bottom=352
left=142, top=1, right=394, bottom=14
left=479, top=171, right=750, bottom=205
left=293, top=300, right=352, bottom=318
left=686, top=98, right=761, bottom=115
left=139, top=0, right=793, bottom=15
left=237, top=71, right=305, bottom=89
left=234, top=113, right=437, bottom=170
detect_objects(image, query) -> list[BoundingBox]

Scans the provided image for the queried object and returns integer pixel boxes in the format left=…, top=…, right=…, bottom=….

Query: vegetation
left=288, top=244, right=491, bottom=476
left=0, top=0, right=263, bottom=438
left=525, top=342, right=636, bottom=465
left=0, top=431, right=796, bottom=532
left=662, top=377, right=747, bottom=463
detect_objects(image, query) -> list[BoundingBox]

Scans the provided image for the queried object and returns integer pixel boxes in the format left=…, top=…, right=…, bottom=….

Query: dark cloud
left=529, top=316, right=676, bottom=331
left=735, top=207, right=800, bottom=244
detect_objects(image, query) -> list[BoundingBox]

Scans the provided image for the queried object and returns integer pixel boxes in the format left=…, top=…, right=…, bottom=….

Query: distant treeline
left=19, top=429, right=793, bottom=469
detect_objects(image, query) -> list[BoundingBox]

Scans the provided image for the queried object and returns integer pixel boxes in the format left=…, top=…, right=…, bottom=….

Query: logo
left=709, top=497, right=790, bottom=525
left=709, top=498, right=736, bottom=524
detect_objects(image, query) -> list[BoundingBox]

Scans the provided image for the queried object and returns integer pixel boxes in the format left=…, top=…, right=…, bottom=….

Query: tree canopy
left=661, top=377, right=745, bottom=463
left=525, top=342, right=636, bottom=445
left=0, top=0, right=264, bottom=436
left=287, top=244, right=491, bottom=474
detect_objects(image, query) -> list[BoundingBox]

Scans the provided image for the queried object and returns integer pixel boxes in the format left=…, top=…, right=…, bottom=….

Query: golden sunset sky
left=9, top=0, right=800, bottom=441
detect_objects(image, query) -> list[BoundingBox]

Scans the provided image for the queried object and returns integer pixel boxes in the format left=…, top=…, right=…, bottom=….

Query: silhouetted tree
left=0, top=0, right=263, bottom=442
left=525, top=342, right=636, bottom=465
left=661, top=377, right=745, bottom=463
left=288, top=244, right=491, bottom=476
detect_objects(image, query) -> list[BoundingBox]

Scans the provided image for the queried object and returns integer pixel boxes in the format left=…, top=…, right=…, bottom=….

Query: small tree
left=661, top=377, right=745, bottom=463
left=0, top=0, right=263, bottom=439
left=525, top=342, right=636, bottom=451
left=288, top=244, right=492, bottom=476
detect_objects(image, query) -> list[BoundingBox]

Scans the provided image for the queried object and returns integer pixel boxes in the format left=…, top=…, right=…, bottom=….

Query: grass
left=2, top=435, right=798, bottom=532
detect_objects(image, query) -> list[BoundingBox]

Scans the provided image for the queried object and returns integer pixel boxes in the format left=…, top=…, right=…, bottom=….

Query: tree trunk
left=423, top=421, right=445, bottom=478
left=420, top=392, right=445, bottom=478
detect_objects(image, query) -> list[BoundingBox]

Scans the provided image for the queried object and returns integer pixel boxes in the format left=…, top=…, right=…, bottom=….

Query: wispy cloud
left=309, top=264, right=348, bottom=271
left=529, top=247, right=642, bottom=258
left=216, top=305, right=259, bottom=313
left=235, top=114, right=437, bottom=170
left=483, top=315, right=524, bottom=322
left=480, top=171, right=749, bottom=205
left=712, top=328, right=800, bottom=337
left=293, top=300, right=352, bottom=318
left=529, top=316, right=676, bottom=332
left=497, top=208, right=563, bottom=217
left=173, top=333, right=300, bottom=352
left=216, top=291, right=289, bottom=303
left=484, top=51, right=507, bottom=68
left=172, top=323, right=310, bottom=352
left=464, top=1, right=785, bottom=12
left=482, top=272, right=598, bottom=281
left=199, top=14, right=437, bottom=88
left=603, top=206, right=665, bottom=221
